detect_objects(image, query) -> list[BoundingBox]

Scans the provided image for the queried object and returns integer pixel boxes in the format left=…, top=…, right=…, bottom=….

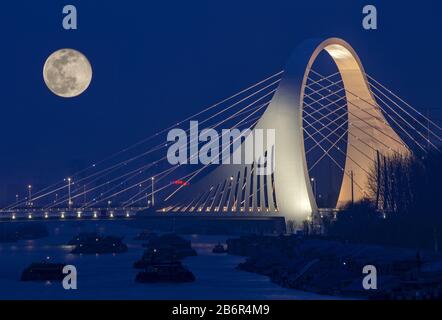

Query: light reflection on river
left=0, top=220, right=337, bottom=300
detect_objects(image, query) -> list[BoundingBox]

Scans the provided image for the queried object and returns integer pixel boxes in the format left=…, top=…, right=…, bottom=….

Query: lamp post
left=67, top=178, right=72, bottom=210
left=27, top=185, right=32, bottom=208
left=151, top=177, right=155, bottom=207
left=310, top=177, right=317, bottom=200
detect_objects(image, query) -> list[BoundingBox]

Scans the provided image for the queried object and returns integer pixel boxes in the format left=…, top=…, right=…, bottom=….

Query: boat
left=67, top=232, right=99, bottom=245
left=70, top=235, right=128, bottom=254
left=146, top=234, right=197, bottom=258
left=212, top=243, right=226, bottom=254
left=135, top=261, right=195, bottom=283
left=21, top=262, right=66, bottom=281
left=133, top=246, right=179, bottom=269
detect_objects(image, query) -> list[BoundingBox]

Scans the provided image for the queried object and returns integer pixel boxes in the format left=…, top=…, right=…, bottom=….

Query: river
left=0, top=220, right=338, bottom=300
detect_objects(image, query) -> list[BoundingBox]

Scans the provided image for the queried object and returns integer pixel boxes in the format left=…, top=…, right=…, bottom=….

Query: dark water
left=0, top=220, right=337, bottom=300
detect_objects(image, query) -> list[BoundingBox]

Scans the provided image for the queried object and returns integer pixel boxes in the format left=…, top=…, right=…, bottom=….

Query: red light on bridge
left=172, top=180, right=190, bottom=186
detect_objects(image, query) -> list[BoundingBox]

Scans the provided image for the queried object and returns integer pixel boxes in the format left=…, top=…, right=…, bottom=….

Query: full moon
left=43, top=49, right=92, bottom=98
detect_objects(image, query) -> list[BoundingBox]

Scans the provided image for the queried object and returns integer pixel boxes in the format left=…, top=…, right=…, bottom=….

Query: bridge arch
left=161, top=38, right=408, bottom=223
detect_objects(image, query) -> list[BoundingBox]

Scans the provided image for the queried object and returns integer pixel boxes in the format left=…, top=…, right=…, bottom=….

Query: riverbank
left=227, top=235, right=442, bottom=299
left=0, top=221, right=335, bottom=300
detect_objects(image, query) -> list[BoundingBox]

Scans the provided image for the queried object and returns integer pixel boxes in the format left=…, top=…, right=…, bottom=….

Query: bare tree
left=366, top=153, right=417, bottom=215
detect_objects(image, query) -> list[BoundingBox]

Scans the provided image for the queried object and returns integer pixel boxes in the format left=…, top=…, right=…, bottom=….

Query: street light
left=310, top=177, right=317, bottom=200
left=151, top=177, right=155, bottom=207
left=27, top=185, right=32, bottom=208
left=67, top=178, right=72, bottom=209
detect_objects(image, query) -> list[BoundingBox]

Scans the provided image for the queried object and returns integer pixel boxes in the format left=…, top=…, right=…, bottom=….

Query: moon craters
left=43, top=49, right=92, bottom=98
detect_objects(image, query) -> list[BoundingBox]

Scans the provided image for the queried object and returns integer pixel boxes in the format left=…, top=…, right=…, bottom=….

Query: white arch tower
left=160, top=38, right=408, bottom=223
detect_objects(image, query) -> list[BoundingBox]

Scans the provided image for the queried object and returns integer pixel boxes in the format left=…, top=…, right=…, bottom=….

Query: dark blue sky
left=0, top=0, right=441, bottom=201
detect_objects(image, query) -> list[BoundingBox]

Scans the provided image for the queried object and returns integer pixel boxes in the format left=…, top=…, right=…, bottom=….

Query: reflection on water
left=0, top=220, right=336, bottom=300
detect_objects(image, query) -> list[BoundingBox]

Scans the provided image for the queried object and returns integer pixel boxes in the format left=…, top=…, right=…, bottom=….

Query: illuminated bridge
left=1, top=37, right=441, bottom=225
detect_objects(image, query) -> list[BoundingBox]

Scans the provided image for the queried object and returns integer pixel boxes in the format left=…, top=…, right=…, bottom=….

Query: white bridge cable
left=306, top=76, right=388, bottom=124
left=369, top=80, right=442, bottom=141
left=72, top=98, right=267, bottom=191
left=50, top=98, right=273, bottom=209
left=40, top=145, right=165, bottom=209
left=305, top=80, right=345, bottom=103
left=305, top=126, right=349, bottom=171
left=303, top=93, right=347, bottom=119
left=50, top=104, right=269, bottom=209
left=45, top=161, right=158, bottom=209
left=303, top=83, right=348, bottom=132
left=309, top=70, right=411, bottom=152
left=2, top=71, right=283, bottom=210
left=96, top=68, right=442, bottom=208
left=81, top=166, right=180, bottom=210
left=120, top=114, right=264, bottom=207
left=302, top=128, right=365, bottom=193
left=303, top=87, right=346, bottom=114
left=303, top=92, right=348, bottom=130
left=368, top=81, right=442, bottom=145
left=84, top=111, right=269, bottom=209
left=304, top=115, right=349, bottom=154
left=80, top=168, right=152, bottom=209
left=305, top=80, right=364, bottom=151
left=303, top=87, right=348, bottom=133
left=366, top=73, right=442, bottom=132
left=303, top=84, right=437, bottom=201
left=306, top=71, right=428, bottom=153
left=8, top=82, right=278, bottom=210
left=304, top=111, right=375, bottom=166
left=304, top=79, right=345, bottom=104
left=124, top=72, right=357, bottom=206
left=306, top=132, right=364, bottom=192
left=303, top=99, right=381, bottom=163
left=115, top=167, right=211, bottom=211
left=87, top=100, right=270, bottom=208
left=125, top=115, right=264, bottom=207
left=308, top=83, right=405, bottom=156
left=303, top=78, right=404, bottom=170
left=370, top=90, right=440, bottom=152
left=305, top=71, right=341, bottom=89
left=103, top=99, right=272, bottom=207
left=91, top=109, right=266, bottom=207
left=303, top=113, right=373, bottom=175
left=163, top=103, right=268, bottom=202
left=303, top=97, right=349, bottom=134
left=310, top=70, right=429, bottom=152
left=55, top=79, right=279, bottom=206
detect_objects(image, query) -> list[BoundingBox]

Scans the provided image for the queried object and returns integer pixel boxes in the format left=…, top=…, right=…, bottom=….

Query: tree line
left=326, top=150, right=442, bottom=250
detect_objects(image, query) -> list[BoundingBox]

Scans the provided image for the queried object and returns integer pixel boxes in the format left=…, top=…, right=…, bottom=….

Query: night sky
left=0, top=0, right=441, bottom=204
